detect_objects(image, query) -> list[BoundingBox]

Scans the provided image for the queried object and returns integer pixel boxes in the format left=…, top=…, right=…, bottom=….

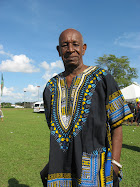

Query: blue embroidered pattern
left=80, top=148, right=113, bottom=187
left=47, top=173, right=78, bottom=187
left=81, top=152, right=99, bottom=186
left=47, top=147, right=113, bottom=187
left=106, top=90, right=132, bottom=128
left=46, top=67, right=107, bottom=151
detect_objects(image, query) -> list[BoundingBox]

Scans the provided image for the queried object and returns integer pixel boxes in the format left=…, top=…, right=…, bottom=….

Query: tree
left=95, top=54, right=138, bottom=89
left=1, top=102, right=13, bottom=108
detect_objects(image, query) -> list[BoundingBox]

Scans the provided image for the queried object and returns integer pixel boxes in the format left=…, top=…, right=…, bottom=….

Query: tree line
left=95, top=54, right=138, bottom=89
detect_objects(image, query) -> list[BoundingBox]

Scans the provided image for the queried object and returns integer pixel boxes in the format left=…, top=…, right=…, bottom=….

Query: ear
left=56, top=45, right=61, bottom=57
left=82, top=44, right=87, bottom=55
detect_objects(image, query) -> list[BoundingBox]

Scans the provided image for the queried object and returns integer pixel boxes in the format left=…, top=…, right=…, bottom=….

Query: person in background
left=0, top=106, right=4, bottom=122
left=135, top=101, right=140, bottom=126
left=41, top=28, right=133, bottom=187
left=126, top=102, right=135, bottom=125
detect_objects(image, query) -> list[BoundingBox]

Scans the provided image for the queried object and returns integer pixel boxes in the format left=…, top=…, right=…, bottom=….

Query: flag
left=1, top=73, right=4, bottom=96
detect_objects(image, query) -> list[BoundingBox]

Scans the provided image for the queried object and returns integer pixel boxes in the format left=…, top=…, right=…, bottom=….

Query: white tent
left=121, top=83, right=140, bottom=102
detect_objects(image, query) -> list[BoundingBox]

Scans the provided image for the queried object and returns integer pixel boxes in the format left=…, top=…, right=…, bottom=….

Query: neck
left=64, top=63, right=88, bottom=78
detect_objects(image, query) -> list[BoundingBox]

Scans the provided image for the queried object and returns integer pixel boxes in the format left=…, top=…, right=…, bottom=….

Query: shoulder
left=89, top=66, right=109, bottom=77
left=44, top=72, right=63, bottom=91
left=89, top=66, right=114, bottom=85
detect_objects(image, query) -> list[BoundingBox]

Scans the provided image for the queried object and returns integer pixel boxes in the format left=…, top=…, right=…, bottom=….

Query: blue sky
left=0, top=0, right=140, bottom=104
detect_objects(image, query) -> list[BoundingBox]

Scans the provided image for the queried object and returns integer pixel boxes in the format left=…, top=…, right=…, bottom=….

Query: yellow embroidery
left=100, top=152, right=106, bottom=187
left=48, top=173, right=72, bottom=180
left=112, top=114, right=133, bottom=128
left=106, top=166, right=113, bottom=183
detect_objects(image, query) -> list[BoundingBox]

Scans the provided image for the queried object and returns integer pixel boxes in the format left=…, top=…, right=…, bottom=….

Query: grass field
left=0, top=108, right=140, bottom=187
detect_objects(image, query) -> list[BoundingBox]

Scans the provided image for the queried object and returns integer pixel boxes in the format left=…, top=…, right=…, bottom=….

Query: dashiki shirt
left=43, top=66, right=132, bottom=187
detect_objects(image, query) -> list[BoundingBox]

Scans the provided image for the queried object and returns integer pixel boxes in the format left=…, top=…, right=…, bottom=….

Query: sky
left=0, top=0, right=140, bottom=104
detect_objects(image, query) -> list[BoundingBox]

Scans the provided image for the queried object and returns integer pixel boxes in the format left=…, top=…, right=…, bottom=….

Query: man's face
left=57, top=29, right=86, bottom=69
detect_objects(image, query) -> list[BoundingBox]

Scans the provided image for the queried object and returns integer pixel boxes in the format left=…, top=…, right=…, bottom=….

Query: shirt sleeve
left=43, top=84, right=52, bottom=128
left=105, top=73, right=133, bottom=130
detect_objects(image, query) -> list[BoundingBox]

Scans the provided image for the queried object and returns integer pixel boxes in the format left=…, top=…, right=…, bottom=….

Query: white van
left=33, top=101, right=45, bottom=113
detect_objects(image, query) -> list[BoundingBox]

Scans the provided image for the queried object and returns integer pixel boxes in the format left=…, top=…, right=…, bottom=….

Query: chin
left=64, top=59, right=79, bottom=66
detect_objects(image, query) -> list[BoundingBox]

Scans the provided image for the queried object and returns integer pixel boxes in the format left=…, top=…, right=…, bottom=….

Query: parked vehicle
left=33, top=101, right=44, bottom=113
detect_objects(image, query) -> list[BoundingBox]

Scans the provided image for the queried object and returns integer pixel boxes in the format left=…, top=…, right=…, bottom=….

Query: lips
left=65, top=56, right=78, bottom=61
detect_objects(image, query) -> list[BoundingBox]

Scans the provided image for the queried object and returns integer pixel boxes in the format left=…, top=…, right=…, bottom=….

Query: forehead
left=59, top=30, right=83, bottom=43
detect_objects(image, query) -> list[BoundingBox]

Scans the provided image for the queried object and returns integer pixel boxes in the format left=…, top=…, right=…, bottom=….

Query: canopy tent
left=121, top=83, right=140, bottom=102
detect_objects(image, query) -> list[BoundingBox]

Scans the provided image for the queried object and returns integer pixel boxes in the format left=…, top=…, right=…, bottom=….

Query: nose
left=67, top=43, right=74, bottom=53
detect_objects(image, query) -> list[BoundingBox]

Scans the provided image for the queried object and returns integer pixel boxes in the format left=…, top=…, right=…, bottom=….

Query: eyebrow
left=60, top=41, right=81, bottom=44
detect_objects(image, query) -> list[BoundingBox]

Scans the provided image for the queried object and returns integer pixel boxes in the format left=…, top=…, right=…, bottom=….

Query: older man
left=41, top=29, right=132, bottom=186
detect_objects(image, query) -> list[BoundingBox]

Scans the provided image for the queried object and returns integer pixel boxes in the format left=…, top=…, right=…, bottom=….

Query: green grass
left=120, top=123, right=140, bottom=187
left=0, top=109, right=140, bottom=186
left=0, top=108, right=50, bottom=187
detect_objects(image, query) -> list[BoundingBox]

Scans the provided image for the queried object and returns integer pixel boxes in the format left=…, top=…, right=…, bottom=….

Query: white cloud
left=42, top=72, right=58, bottom=81
left=40, top=61, right=50, bottom=70
left=114, top=32, right=140, bottom=49
left=52, top=73, right=57, bottom=77
left=51, top=60, right=64, bottom=69
left=0, top=86, right=24, bottom=103
left=23, top=84, right=43, bottom=100
left=40, top=60, right=64, bottom=71
left=42, top=72, right=53, bottom=81
left=0, top=85, right=43, bottom=103
left=0, top=44, right=12, bottom=57
left=24, top=84, right=39, bottom=93
left=0, top=54, right=40, bottom=73
left=40, top=60, right=64, bottom=81
left=3, top=87, right=14, bottom=96
left=0, top=44, right=3, bottom=50
left=0, top=44, right=40, bottom=73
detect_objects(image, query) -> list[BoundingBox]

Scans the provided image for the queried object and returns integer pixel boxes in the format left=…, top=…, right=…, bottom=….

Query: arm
left=111, top=126, right=123, bottom=175
left=43, top=86, right=51, bottom=128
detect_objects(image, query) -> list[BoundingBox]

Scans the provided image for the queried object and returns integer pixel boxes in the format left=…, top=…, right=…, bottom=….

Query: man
left=135, top=101, right=140, bottom=126
left=0, top=106, right=4, bottom=122
left=41, top=29, right=132, bottom=186
left=126, top=103, right=135, bottom=125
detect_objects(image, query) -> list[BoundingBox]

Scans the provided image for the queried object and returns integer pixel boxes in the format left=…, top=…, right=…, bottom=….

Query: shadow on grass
left=122, top=144, right=140, bottom=152
left=8, top=178, right=30, bottom=187
left=32, top=112, right=44, bottom=114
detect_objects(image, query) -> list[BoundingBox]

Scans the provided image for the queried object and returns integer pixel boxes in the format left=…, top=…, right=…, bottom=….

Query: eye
left=73, top=43, right=79, bottom=46
left=61, top=43, right=68, bottom=47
